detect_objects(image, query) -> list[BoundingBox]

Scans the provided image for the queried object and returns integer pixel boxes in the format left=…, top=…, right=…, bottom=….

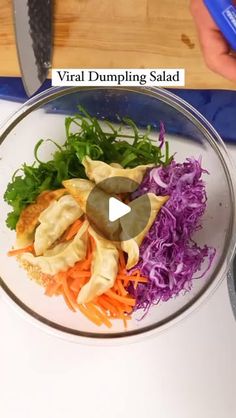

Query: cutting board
left=0, top=0, right=235, bottom=90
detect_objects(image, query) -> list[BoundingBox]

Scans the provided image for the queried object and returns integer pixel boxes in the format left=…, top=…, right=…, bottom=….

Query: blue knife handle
left=204, top=0, right=236, bottom=50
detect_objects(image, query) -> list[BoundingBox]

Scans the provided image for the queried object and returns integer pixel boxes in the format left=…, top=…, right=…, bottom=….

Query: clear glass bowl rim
left=1, top=86, right=236, bottom=344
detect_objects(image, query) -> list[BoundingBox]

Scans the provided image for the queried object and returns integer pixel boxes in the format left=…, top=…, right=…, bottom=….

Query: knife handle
left=204, top=0, right=236, bottom=50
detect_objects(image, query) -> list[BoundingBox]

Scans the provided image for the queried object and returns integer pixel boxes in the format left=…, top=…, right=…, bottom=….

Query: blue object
left=204, top=0, right=236, bottom=50
left=0, top=77, right=236, bottom=143
left=0, top=77, right=51, bottom=102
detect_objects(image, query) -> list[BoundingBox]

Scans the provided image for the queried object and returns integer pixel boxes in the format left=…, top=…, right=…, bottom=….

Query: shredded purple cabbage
left=158, top=121, right=165, bottom=149
left=129, top=157, right=216, bottom=312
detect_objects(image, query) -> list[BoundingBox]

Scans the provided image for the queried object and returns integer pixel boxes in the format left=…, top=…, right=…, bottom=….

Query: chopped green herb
left=4, top=107, right=173, bottom=230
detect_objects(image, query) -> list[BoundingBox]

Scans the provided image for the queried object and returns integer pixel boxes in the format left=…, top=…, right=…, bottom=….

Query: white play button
left=108, top=197, right=131, bottom=222
left=86, top=177, right=152, bottom=241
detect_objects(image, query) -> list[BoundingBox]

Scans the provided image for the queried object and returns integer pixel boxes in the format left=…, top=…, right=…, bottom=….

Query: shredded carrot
left=118, top=267, right=127, bottom=274
left=86, top=303, right=112, bottom=328
left=103, top=293, right=124, bottom=309
left=62, top=293, right=76, bottom=312
left=65, top=218, right=83, bottom=241
left=117, top=274, right=148, bottom=283
left=121, top=314, right=132, bottom=328
left=98, top=295, right=120, bottom=317
left=134, top=269, right=139, bottom=289
left=131, top=275, right=148, bottom=282
left=78, top=305, right=103, bottom=327
left=42, top=237, right=150, bottom=328
left=62, top=276, right=78, bottom=311
left=70, top=277, right=88, bottom=293
left=69, top=255, right=92, bottom=274
left=113, top=281, right=119, bottom=292
left=8, top=244, right=34, bottom=256
left=106, top=290, right=136, bottom=306
left=94, top=300, right=109, bottom=317
left=53, top=271, right=68, bottom=284
left=110, top=298, right=133, bottom=314
left=69, top=270, right=91, bottom=280
left=123, top=277, right=130, bottom=287
left=117, top=279, right=128, bottom=296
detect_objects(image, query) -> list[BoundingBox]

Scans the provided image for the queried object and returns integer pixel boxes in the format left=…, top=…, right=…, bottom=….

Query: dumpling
left=110, top=163, right=123, bottom=168
left=16, top=189, right=66, bottom=249
left=34, top=195, right=83, bottom=256
left=21, top=221, right=89, bottom=276
left=63, top=179, right=121, bottom=241
left=121, top=193, right=169, bottom=269
left=82, top=156, right=153, bottom=193
left=62, top=179, right=94, bottom=213
left=77, top=226, right=119, bottom=304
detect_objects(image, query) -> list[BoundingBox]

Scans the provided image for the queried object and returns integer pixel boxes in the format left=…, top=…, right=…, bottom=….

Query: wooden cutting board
left=0, top=0, right=235, bottom=89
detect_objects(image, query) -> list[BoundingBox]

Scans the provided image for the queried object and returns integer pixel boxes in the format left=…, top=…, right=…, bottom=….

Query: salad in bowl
left=4, top=107, right=215, bottom=329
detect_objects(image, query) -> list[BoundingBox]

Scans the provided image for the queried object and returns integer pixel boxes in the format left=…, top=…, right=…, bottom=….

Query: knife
left=204, top=0, right=236, bottom=51
left=12, top=0, right=53, bottom=97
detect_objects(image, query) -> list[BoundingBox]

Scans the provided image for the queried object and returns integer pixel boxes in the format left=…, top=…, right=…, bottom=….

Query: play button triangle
left=86, top=176, right=151, bottom=241
left=108, top=197, right=131, bottom=222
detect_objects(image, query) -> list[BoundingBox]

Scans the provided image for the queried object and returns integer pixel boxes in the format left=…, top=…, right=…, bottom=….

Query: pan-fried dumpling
left=34, top=195, right=83, bottom=256
left=82, top=156, right=153, bottom=193
left=121, top=193, right=169, bottom=269
left=77, top=226, right=119, bottom=304
left=62, top=179, right=94, bottom=213
left=16, top=189, right=66, bottom=249
left=63, top=179, right=121, bottom=241
left=21, top=221, right=89, bottom=275
left=110, top=163, right=123, bottom=168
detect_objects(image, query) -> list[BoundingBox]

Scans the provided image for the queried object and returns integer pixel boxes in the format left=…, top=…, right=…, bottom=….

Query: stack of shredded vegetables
left=129, top=157, right=216, bottom=312
left=9, top=156, right=216, bottom=326
left=6, top=108, right=216, bottom=328
left=8, top=220, right=147, bottom=328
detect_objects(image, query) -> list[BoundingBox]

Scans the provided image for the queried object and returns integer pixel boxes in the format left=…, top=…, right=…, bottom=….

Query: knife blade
left=12, top=0, right=53, bottom=97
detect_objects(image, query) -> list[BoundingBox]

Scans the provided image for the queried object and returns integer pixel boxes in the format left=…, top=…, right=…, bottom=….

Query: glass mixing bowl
left=0, top=87, right=235, bottom=343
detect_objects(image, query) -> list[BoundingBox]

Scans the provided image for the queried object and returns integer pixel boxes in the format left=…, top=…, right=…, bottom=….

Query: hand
left=190, top=0, right=236, bottom=82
